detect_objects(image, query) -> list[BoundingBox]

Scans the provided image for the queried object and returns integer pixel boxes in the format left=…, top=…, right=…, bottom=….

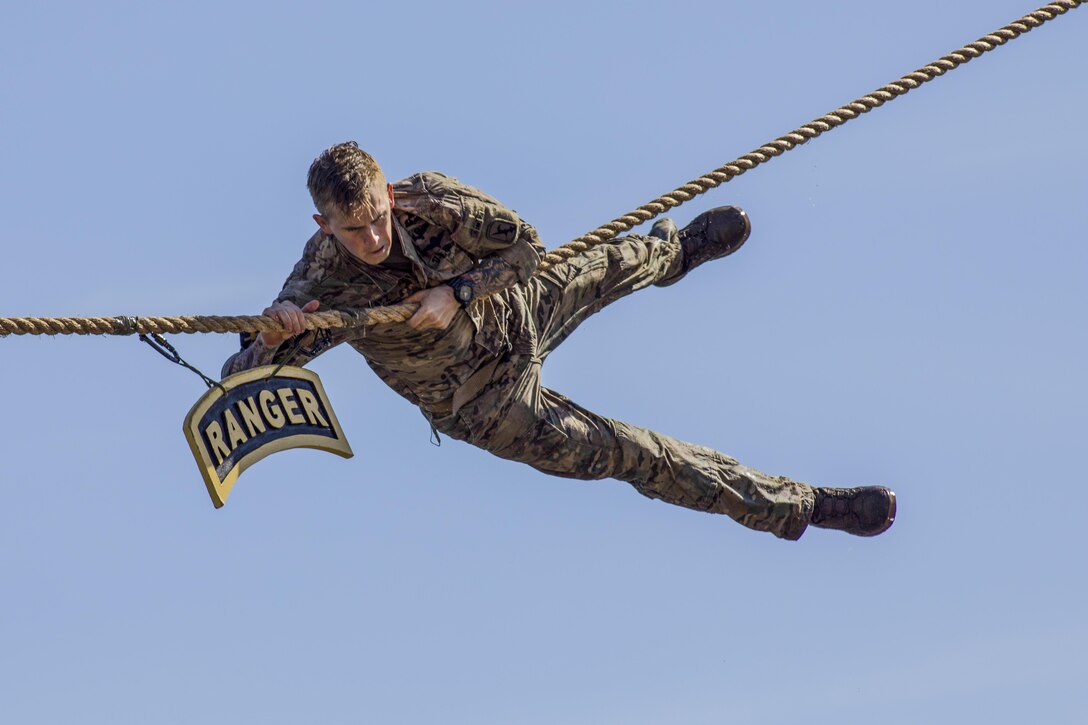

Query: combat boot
left=649, top=217, right=679, bottom=244
left=654, top=206, right=751, bottom=287
left=810, top=486, right=897, bottom=537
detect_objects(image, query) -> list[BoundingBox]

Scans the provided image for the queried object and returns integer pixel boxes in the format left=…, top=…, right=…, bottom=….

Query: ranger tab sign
left=183, top=366, right=353, bottom=508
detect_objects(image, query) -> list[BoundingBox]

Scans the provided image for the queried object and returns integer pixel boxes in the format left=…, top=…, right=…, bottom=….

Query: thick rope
left=537, top=0, right=1084, bottom=271
left=1, top=0, right=1080, bottom=338
left=0, top=306, right=417, bottom=336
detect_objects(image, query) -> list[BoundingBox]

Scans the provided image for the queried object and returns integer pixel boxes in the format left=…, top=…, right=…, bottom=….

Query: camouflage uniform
left=224, top=172, right=815, bottom=539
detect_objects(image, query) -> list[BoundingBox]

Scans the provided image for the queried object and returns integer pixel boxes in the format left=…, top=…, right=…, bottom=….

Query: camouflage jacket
left=222, top=171, right=546, bottom=411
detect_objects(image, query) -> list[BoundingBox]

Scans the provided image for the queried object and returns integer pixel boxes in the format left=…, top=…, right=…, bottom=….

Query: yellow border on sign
left=182, top=366, right=353, bottom=508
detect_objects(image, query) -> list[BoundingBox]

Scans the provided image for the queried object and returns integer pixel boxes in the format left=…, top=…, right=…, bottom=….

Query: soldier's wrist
left=257, top=332, right=284, bottom=349
left=445, top=276, right=476, bottom=307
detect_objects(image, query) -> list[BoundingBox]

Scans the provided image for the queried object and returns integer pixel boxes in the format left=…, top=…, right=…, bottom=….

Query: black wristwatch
left=446, top=277, right=475, bottom=307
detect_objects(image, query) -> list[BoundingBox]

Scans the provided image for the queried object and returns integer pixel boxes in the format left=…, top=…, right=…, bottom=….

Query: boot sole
left=862, top=490, right=897, bottom=537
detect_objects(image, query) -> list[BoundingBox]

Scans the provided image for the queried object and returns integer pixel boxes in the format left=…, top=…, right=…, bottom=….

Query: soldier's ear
left=314, top=213, right=333, bottom=235
left=388, top=182, right=395, bottom=209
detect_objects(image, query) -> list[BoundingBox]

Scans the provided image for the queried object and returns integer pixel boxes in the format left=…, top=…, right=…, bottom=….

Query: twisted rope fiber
left=0, top=306, right=417, bottom=336
left=1, top=0, right=1080, bottom=338
left=538, top=0, right=1083, bottom=271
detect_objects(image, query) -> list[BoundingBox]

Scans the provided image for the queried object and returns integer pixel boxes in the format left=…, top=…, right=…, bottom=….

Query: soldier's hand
left=259, top=299, right=320, bottom=347
left=404, top=285, right=459, bottom=331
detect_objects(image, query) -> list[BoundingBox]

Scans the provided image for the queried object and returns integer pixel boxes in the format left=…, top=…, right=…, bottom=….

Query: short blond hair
left=307, top=141, right=384, bottom=217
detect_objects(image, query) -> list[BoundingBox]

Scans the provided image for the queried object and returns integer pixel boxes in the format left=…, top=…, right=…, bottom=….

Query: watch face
left=456, top=283, right=473, bottom=303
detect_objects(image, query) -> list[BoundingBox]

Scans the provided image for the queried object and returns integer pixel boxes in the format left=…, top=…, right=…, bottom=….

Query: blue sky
left=2, top=1, right=1085, bottom=723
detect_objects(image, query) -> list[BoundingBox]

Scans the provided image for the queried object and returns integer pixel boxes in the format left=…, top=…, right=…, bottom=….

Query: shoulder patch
left=486, top=219, right=518, bottom=244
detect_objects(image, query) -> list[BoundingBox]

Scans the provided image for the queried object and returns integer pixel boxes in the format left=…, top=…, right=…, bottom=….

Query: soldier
left=224, top=141, right=896, bottom=540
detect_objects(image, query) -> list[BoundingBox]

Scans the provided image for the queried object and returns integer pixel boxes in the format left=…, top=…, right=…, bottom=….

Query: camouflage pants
left=432, top=234, right=815, bottom=540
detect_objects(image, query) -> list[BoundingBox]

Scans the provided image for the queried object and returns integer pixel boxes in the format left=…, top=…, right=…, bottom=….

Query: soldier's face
left=314, top=181, right=396, bottom=266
